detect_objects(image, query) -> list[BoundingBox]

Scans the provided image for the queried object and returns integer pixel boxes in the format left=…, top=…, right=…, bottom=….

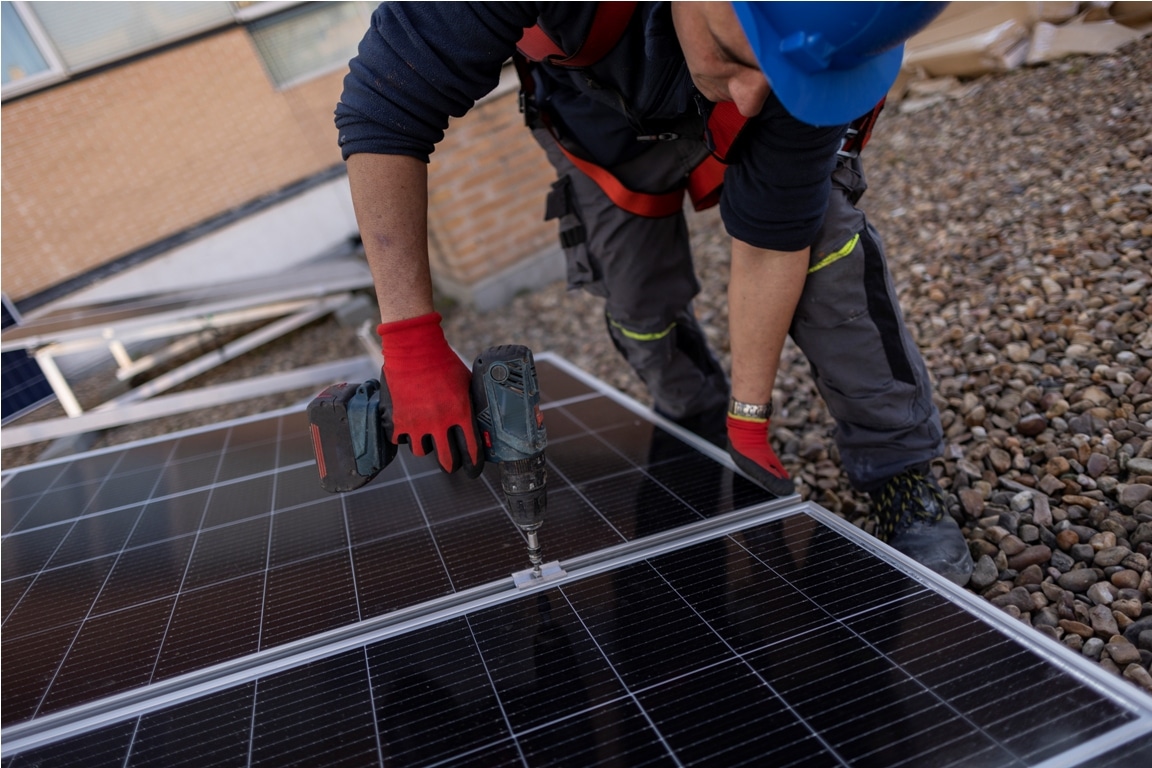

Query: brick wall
left=429, top=90, right=557, bottom=287
left=2, top=26, right=559, bottom=307
left=1, top=29, right=346, bottom=302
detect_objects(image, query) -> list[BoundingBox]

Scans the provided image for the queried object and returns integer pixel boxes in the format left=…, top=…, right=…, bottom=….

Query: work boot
left=870, top=465, right=973, bottom=586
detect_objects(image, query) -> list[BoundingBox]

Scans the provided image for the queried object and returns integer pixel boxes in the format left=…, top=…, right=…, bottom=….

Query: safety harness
left=514, top=2, right=884, bottom=218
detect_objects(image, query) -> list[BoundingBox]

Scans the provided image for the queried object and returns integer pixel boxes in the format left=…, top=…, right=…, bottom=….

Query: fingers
left=450, top=424, right=485, bottom=479
left=393, top=430, right=479, bottom=476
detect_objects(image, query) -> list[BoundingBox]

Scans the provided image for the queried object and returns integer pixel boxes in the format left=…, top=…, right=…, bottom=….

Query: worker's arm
left=346, top=152, right=481, bottom=476
left=347, top=153, right=435, bottom=322
left=728, top=239, right=808, bottom=405
left=725, top=238, right=808, bottom=495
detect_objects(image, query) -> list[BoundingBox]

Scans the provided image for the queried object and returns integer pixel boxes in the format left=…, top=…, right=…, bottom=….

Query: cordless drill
left=307, top=345, right=549, bottom=576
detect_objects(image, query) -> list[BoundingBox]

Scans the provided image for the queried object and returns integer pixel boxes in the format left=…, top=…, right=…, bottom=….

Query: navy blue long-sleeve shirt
left=335, top=2, right=847, bottom=252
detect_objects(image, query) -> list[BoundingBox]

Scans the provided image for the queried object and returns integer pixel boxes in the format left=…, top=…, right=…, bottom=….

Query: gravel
left=4, top=39, right=1151, bottom=694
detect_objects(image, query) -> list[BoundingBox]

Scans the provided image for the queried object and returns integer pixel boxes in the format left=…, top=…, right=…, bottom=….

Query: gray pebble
left=969, top=555, right=999, bottom=591
left=1087, top=581, right=1117, bottom=606
left=1050, top=550, right=1076, bottom=573
left=1090, top=604, right=1120, bottom=638
left=1059, top=568, right=1103, bottom=593
left=1071, top=543, right=1097, bottom=563
left=992, top=587, right=1035, bottom=613
left=1086, top=453, right=1112, bottom=478
left=1095, top=546, right=1134, bottom=568
left=1120, top=484, right=1152, bottom=510
left=1083, top=637, right=1105, bottom=660
left=1008, top=545, right=1052, bottom=571
left=1106, top=639, right=1142, bottom=666
left=1121, top=616, right=1152, bottom=646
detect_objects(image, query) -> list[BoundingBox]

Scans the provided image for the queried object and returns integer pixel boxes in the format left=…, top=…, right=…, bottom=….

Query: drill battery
left=307, top=379, right=396, bottom=493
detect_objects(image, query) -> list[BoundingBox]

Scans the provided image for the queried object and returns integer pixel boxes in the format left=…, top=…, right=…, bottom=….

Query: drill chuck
left=500, top=453, right=547, bottom=531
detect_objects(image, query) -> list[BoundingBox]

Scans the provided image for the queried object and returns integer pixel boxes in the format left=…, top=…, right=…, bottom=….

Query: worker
left=334, top=2, right=972, bottom=585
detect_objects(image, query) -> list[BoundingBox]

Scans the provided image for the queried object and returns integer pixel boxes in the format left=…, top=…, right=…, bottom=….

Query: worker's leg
left=532, top=129, right=728, bottom=442
left=792, top=154, right=941, bottom=488
left=792, top=154, right=970, bottom=584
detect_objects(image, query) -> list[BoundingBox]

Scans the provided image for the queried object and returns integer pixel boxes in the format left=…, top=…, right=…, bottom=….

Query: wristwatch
left=728, top=398, right=772, bottom=420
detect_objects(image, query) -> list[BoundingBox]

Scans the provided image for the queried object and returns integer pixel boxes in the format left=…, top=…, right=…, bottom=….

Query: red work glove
left=377, top=312, right=483, bottom=477
left=726, top=414, right=795, bottom=497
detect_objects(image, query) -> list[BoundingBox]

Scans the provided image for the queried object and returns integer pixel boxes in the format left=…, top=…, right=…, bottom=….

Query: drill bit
left=524, top=526, right=543, bottom=577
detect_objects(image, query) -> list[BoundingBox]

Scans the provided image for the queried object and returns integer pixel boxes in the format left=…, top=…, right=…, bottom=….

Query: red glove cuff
left=727, top=414, right=794, bottom=496
left=378, top=312, right=446, bottom=360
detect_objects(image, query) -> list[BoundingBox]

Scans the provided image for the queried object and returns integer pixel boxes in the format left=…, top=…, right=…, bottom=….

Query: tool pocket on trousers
left=798, top=232, right=868, bottom=330
left=831, top=155, right=867, bottom=206
left=545, top=175, right=601, bottom=293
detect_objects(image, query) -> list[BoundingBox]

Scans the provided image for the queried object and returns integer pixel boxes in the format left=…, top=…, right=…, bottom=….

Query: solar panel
left=2, top=354, right=1150, bottom=765
left=1, top=294, right=55, bottom=424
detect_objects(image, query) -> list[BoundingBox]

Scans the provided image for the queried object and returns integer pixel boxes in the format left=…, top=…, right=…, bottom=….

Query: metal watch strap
left=728, top=398, right=772, bottom=420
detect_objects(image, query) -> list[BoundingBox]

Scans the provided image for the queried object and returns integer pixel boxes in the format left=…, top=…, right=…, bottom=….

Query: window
left=0, top=1, right=355, bottom=101
left=26, top=1, right=235, bottom=72
left=2, top=1, right=63, bottom=92
left=247, top=2, right=374, bottom=89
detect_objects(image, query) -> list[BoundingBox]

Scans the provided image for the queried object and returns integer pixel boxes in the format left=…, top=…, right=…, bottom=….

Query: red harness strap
left=515, top=6, right=885, bottom=218
left=515, top=3, right=750, bottom=217
left=547, top=141, right=688, bottom=218
left=517, top=1, right=637, bottom=66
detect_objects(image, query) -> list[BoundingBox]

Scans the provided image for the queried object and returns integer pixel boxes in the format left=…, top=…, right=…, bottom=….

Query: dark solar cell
left=3, top=555, right=117, bottom=639
left=251, top=652, right=381, bottom=766
left=260, top=552, right=359, bottom=648
left=47, top=505, right=141, bottom=565
left=152, top=574, right=265, bottom=680
left=37, top=597, right=175, bottom=716
left=2, top=295, right=55, bottom=424
left=352, top=531, right=454, bottom=618
left=2, top=524, right=71, bottom=581
left=90, top=535, right=196, bottom=614
left=181, top=516, right=270, bottom=588
left=534, top=359, right=594, bottom=403
left=3, top=721, right=134, bottom=768
left=130, top=685, right=256, bottom=767
left=125, top=490, right=212, bottom=547
left=268, top=497, right=346, bottom=566
left=342, top=480, right=426, bottom=544
left=1, top=625, right=79, bottom=724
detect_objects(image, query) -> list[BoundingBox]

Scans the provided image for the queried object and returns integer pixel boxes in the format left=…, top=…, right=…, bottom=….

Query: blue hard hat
left=732, top=1, right=948, bottom=126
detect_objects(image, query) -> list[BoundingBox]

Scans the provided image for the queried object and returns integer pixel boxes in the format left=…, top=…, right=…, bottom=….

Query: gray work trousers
left=532, top=128, right=943, bottom=491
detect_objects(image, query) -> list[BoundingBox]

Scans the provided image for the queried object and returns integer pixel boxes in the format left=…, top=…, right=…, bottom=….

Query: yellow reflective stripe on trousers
left=608, top=316, right=676, bottom=341
left=808, top=233, right=860, bottom=274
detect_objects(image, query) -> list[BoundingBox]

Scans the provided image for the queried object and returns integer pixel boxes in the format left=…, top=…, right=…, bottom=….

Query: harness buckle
left=836, top=126, right=861, bottom=159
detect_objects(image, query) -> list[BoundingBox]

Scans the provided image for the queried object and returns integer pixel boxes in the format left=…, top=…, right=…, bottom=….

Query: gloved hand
left=726, top=414, right=795, bottom=497
left=377, top=312, right=482, bottom=477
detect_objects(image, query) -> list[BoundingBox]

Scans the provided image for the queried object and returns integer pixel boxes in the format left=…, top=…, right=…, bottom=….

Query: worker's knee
left=605, top=310, right=727, bottom=420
